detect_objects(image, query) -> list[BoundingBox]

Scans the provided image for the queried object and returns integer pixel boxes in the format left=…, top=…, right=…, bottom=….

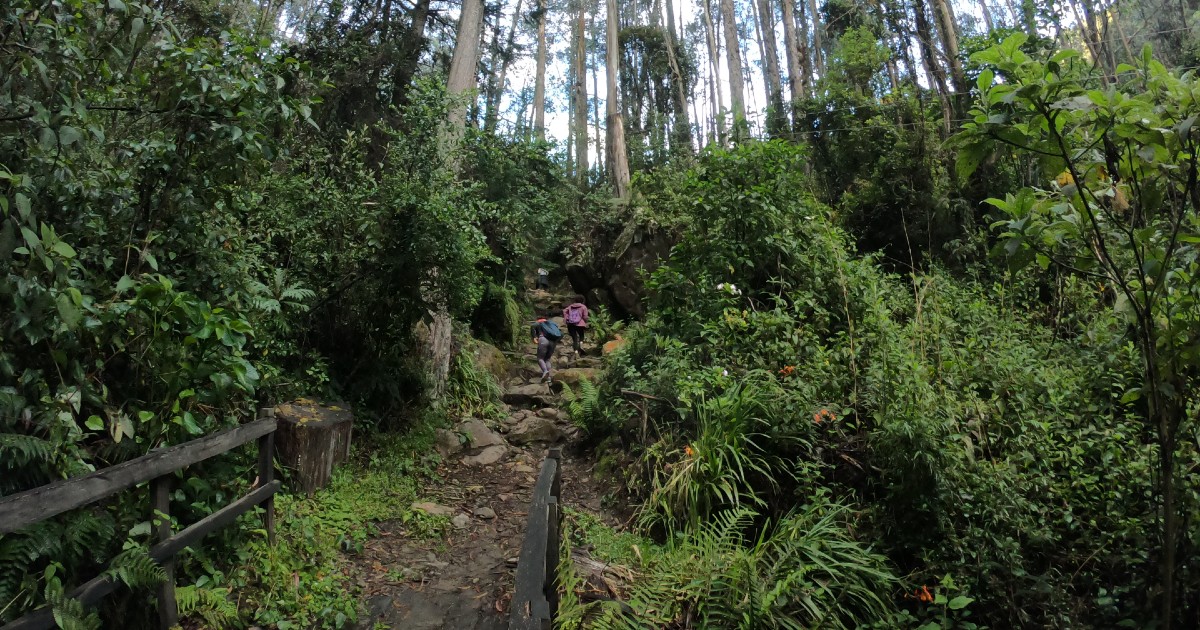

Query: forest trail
left=352, top=291, right=618, bottom=629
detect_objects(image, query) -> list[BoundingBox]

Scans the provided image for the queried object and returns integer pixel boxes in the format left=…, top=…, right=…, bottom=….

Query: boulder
left=474, top=507, right=496, bottom=520
left=458, top=419, right=504, bottom=449
left=452, top=513, right=471, bottom=529
left=434, top=429, right=463, bottom=457
left=412, top=502, right=454, bottom=517
left=506, top=416, right=565, bottom=445
left=471, top=341, right=510, bottom=382
left=503, top=384, right=553, bottom=407
left=554, top=367, right=600, bottom=387
left=462, top=444, right=508, bottom=466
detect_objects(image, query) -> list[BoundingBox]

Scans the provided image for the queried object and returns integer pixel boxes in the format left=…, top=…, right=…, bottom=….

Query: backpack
left=565, top=304, right=586, bottom=326
left=540, top=320, right=564, bottom=340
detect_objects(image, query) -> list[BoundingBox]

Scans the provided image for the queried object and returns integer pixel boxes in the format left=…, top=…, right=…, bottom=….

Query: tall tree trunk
left=702, top=0, right=727, bottom=143
left=913, top=0, right=952, bottom=131
left=805, top=0, right=825, bottom=76
left=977, top=0, right=994, bottom=32
left=719, top=0, right=748, bottom=138
left=756, top=0, right=786, bottom=136
left=485, top=0, right=525, bottom=133
left=780, top=0, right=805, bottom=128
left=591, top=8, right=604, bottom=166
left=573, top=0, right=589, bottom=189
left=428, top=0, right=485, bottom=402
left=930, top=0, right=967, bottom=93
left=533, top=0, right=548, bottom=140
left=391, top=0, right=432, bottom=108
left=663, top=0, right=693, bottom=152
left=606, top=0, right=632, bottom=197
left=796, top=0, right=813, bottom=96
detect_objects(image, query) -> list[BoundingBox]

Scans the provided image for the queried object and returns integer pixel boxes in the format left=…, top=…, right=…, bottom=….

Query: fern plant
left=560, top=378, right=608, bottom=435
left=176, top=584, right=239, bottom=626
left=558, top=504, right=899, bottom=629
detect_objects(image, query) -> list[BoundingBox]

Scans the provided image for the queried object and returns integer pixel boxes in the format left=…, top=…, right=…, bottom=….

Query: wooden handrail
left=510, top=446, right=562, bottom=630
left=0, top=409, right=279, bottom=630
left=0, top=417, right=276, bottom=535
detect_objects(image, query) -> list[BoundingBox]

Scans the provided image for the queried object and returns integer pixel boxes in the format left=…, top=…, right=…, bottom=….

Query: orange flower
left=778, top=365, right=796, bottom=377
left=814, top=408, right=837, bottom=424
left=685, top=445, right=694, bottom=457
left=917, top=585, right=934, bottom=603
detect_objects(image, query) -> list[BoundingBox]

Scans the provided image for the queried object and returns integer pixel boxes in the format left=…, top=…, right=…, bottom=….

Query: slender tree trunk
left=702, top=0, right=727, bottom=143
left=663, top=0, right=693, bottom=152
left=533, top=0, right=548, bottom=139
left=780, top=0, right=805, bottom=128
left=606, top=0, right=632, bottom=197
left=719, top=0, right=748, bottom=139
left=796, top=0, right=813, bottom=96
left=806, top=0, right=825, bottom=76
left=977, top=0, right=994, bottom=32
left=913, top=0, right=952, bottom=131
left=485, top=0, right=525, bottom=133
left=391, top=0, right=432, bottom=108
left=930, top=0, right=968, bottom=93
left=756, top=0, right=786, bottom=136
left=573, top=0, right=589, bottom=189
left=428, top=0, right=485, bottom=402
left=591, top=8, right=604, bottom=166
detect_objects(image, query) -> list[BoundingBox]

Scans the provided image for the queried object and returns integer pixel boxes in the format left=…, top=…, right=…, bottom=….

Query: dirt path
left=353, top=295, right=615, bottom=629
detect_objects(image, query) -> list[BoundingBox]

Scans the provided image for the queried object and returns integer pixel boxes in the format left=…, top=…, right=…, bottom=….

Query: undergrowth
left=178, top=422, right=441, bottom=628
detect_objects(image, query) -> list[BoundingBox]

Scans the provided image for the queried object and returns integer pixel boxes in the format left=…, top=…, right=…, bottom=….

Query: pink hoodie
left=563, top=302, right=589, bottom=327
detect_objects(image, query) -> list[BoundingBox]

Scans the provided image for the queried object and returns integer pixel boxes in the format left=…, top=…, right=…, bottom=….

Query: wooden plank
left=152, top=476, right=178, bottom=630
left=2, top=480, right=281, bottom=630
left=257, top=432, right=277, bottom=546
left=0, top=418, right=276, bottom=535
left=509, top=456, right=559, bottom=630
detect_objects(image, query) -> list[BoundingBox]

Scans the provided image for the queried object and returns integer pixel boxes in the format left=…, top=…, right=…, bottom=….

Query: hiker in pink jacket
left=563, top=296, right=590, bottom=357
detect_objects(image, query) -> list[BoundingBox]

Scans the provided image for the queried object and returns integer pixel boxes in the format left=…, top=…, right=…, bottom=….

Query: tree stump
left=274, top=399, right=353, bottom=495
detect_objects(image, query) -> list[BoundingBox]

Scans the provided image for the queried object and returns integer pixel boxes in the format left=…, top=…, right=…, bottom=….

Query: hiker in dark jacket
left=563, top=296, right=589, bottom=357
left=531, top=314, right=560, bottom=383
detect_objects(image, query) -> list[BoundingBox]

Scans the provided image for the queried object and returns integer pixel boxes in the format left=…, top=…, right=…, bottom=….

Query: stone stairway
left=353, top=297, right=608, bottom=629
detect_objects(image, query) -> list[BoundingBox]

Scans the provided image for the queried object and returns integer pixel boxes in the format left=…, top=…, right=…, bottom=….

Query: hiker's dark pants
left=536, top=337, right=556, bottom=374
left=537, top=275, right=549, bottom=290
left=567, top=324, right=585, bottom=354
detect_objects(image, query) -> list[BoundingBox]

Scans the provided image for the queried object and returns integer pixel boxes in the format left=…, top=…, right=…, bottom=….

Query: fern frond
left=0, top=433, right=55, bottom=469
left=106, top=548, right=165, bottom=589
left=176, top=584, right=239, bottom=626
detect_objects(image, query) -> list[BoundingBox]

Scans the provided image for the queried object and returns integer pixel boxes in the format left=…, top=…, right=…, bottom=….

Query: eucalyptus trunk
left=913, top=0, right=952, bottom=131
left=572, top=0, right=589, bottom=188
left=390, top=0, right=432, bottom=108
left=702, top=0, right=727, bottom=143
left=756, top=0, right=786, bottom=136
left=533, top=0, right=548, bottom=139
left=429, top=0, right=484, bottom=401
left=780, top=0, right=805, bottom=124
left=485, top=0, right=524, bottom=133
left=930, top=0, right=967, bottom=93
left=719, top=0, right=747, bottom=138
left=605, top=0, right=632, bottom=197
left=805, top=0, right=825, bottom=76
left=663, top=0, right=693, bottom=152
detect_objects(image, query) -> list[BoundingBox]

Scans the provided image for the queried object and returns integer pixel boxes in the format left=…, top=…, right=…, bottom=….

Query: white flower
left=716, top=283, right=725, bottom=290
left=722, top=369, right=729, bottom=377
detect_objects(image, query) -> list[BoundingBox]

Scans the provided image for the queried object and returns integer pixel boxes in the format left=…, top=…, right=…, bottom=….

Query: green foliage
left=447, top=341, right=504, bottom=420
left=959, top=35, right=1200, bottom=624
left=559, top=503, right=899, bottom=629
left=592, top=141, right=1181, bottom=627
left=561, top=378, right=608, bottom=436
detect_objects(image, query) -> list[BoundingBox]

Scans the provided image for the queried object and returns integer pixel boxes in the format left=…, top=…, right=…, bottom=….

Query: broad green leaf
left=85, top=415, right=104, bottom=431
left=51, top=240, right=76, bottom=258
left=948, top=595, right=974, bottom=610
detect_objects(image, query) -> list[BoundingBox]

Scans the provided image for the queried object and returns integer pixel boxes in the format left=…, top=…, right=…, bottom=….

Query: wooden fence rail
left=509, top=447, right=562, bottom=630
left=0, top=408, right=280, bottom=630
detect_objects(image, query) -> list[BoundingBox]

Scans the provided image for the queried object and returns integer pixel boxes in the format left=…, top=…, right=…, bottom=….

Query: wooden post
left=151, top=476, right=178, bottom=629
left=545, top=496, right=560, bottom=621
left=258, top=407, right=277, bottom=546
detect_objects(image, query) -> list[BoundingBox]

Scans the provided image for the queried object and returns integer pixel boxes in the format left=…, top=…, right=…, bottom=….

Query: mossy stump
left=275, top=398, right=353, bottom=495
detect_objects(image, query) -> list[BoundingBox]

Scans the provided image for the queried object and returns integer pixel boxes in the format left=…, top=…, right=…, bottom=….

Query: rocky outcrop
left=505, top=416, right=565, bottom=445
left=565, top=221, right=673, bottom=320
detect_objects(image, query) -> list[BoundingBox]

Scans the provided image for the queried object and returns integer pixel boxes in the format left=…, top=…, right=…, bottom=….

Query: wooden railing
left=0, top=408, right=280, bottom=630
left=509, top=446, right=563, bottom=630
